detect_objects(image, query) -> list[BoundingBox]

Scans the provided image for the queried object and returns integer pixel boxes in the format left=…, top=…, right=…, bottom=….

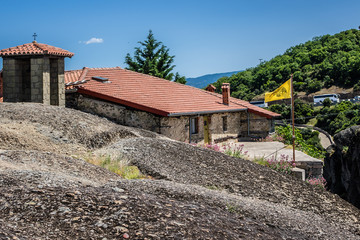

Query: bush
left=306, top=176, right=327, bottom=189
left=322, top=98, right=332, bottom=107
left=266, top=154, right=295, bottom=175
left=275, top=125, right=325, bottom=159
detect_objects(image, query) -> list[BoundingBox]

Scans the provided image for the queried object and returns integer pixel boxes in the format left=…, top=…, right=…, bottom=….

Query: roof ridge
left=32, top=42, right=46, bottom=53
left=87, top=67, right=122, bottom=70
left=79, top=67, right=89, bottom=81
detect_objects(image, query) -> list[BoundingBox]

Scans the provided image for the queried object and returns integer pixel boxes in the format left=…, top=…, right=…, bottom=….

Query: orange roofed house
left=0, top=42, right=280, bottom=143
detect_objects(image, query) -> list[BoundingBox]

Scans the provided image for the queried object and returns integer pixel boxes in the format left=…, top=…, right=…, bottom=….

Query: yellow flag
left=264, top=79, right=291, bottom=102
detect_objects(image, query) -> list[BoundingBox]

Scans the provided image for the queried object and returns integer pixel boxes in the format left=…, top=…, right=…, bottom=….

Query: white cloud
left=83, top=37, right=104, bottom=44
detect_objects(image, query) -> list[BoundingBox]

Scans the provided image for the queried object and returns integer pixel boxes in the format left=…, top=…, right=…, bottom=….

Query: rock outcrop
left=324, top=125, right=360, bottom=208
left=1, top=103, right=360, bottom=239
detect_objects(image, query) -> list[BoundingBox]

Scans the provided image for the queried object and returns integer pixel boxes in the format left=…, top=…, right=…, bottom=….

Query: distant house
left=0, top=41, right=280, bottom=143
left=64, top=67, right=280, bottom=143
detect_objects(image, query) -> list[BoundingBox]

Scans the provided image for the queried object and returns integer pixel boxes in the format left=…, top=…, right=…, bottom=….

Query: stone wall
left=160, top=116, right=190, bottom=142
left=3, top=58, right=22, bottom=102
left=248, top=113, right=272, bottom=138
left=31, top=57, right=50, bottom=104
left=67, top=94, right=161, bottom=132
left=2, top=56, right=65, bottom=106
left=66, top=93, right=273, bottom=143
left=50, top=58, right=65, bottom=106
left=160, top=111, right=271, bottom=143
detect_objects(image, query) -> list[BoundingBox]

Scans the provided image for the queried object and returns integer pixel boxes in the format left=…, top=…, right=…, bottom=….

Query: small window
left=222, top=116, right=228, bottom=132
left=190, top=117, right=199, bottom=134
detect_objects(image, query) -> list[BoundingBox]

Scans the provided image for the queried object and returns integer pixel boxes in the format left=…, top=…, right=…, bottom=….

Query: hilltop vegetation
left=213, top=29, right=360, bottom=101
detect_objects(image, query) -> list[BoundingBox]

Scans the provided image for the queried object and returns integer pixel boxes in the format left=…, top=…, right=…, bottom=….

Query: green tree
left=125, top=30, right=182, bottom=82
left=322, top=98, right=332, bottom=107
left=174, top=72, right=187, bottom=84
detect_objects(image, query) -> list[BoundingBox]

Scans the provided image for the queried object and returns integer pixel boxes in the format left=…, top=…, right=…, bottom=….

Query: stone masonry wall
left=50, top=58, right=65, bottom=106
left=248, top=113, right=271, bottom=138
left=3, top=58, right=22, bottom=102
left=20, top=59, right=31, bottom=102
left=162, top=111, right=251, bottom=144
left=68, top=94, right=161, bottom=132
left=66, top=93, right=273, bottom=143
left=210, top=112, right=246, bottom=142
left=31, top=57, right=50, bottom=104
left=57, top=59, right=65, bottom=107
left=160, top=116, right=190, bottom=142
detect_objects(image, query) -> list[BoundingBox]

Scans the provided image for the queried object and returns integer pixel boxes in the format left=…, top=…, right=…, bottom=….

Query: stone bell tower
left=0, top=41, right=74, bottom=106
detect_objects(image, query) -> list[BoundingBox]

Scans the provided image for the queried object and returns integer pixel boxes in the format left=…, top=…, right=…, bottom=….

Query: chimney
left=221, top=83, right=230, bottom=105
left=205, top=84, right=216, bottom=93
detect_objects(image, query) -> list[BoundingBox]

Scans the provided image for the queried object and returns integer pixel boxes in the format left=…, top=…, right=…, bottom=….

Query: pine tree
left=174, top=72, right=187, bottom=84
left=125, top=30, right=186, bottom=83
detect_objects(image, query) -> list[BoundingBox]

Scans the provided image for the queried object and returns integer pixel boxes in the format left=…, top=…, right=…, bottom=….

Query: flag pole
left=290, top=74, right=295, bottom=162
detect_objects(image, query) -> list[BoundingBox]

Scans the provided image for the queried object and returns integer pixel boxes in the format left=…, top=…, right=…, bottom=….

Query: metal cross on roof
left=33, top=33, right=37, bottom=41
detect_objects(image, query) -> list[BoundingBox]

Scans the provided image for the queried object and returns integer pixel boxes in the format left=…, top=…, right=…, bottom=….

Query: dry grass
left=83, top=153, right=147, bottom=179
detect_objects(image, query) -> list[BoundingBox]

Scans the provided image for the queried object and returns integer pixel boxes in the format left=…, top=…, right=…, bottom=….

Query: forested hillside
left=213, top=29, right=360, bottom=101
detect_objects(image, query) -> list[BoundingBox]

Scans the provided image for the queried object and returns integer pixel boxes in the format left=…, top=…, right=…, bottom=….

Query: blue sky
left=0, top=0, right=359, bottom=77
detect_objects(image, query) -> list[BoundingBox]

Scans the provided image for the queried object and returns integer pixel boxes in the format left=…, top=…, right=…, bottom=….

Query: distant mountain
left=186, top=71, right=241, bottom=88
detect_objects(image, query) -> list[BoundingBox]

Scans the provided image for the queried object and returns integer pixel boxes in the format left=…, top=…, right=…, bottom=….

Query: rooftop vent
left=92, top=76, right=110, bottom=83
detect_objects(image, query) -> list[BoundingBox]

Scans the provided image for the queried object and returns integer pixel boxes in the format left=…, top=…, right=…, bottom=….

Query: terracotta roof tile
left=64, top=67, right=280, bottom=118
left=0, top=42, right=74, bottom=57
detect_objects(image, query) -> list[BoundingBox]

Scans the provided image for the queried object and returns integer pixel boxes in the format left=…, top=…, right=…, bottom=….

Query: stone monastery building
left=0, top=42, right=280, bottom=143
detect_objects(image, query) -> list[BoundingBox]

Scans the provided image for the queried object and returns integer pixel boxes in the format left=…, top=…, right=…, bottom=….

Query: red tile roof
left=0, top=42, right=74, bottom=57
left=65, top=67, right=280, bottom=118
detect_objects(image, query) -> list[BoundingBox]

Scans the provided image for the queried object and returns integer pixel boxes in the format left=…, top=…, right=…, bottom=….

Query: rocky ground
left=0, top=103, right=360, bottom=239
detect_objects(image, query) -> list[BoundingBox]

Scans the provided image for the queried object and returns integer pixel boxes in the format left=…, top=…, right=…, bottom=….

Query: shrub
left=306, top=176, right=327, bottom=189
left=275, top=125, right=325, bottom=159
left=222, top=143, right=248, bottom=158
left=266, top=154, right=295, bottom=175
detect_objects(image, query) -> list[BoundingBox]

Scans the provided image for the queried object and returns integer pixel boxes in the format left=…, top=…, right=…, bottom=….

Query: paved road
left=231, top=141, right=322, bottom=163
left=318, top=132, right=332, bottom=149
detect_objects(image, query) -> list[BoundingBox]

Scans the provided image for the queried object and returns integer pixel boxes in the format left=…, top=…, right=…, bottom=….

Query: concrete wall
left=66, top=93, right=273, bottom=143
